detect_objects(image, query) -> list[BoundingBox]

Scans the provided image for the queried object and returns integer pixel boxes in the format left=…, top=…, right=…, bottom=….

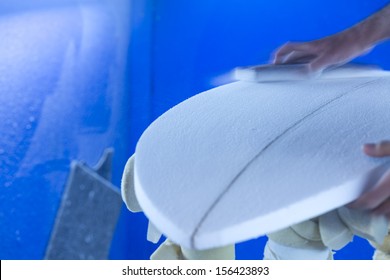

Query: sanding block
left=234, top=63, right=388, bottom=82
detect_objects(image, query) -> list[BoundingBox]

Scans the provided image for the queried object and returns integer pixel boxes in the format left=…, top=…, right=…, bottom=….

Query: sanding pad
left=234, top=63, right=388, bottom=82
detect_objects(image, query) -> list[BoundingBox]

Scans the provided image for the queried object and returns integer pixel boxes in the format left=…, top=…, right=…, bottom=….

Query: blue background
left=0, top=0, right=389, bottom=260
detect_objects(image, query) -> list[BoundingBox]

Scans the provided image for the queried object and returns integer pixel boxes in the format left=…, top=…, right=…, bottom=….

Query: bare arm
left=272, top=4, right=390, bottom=72
left=355, top=4, right=390, bottom=47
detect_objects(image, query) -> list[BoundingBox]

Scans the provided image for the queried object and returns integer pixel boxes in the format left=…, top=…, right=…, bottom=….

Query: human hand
left=349, top=141, right=390, bottom=219
left=272, top=29, right=373, bottom=74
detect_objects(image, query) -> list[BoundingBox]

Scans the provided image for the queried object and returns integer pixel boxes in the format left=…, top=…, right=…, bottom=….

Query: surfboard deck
left=134, top=65, right=390, bottom=250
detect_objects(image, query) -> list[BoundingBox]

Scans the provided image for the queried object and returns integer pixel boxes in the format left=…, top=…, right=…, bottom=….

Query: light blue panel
left=0, top=0, right=132, bottom=259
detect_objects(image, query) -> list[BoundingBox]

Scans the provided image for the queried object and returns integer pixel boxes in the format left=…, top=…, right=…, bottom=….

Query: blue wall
left=1, top=0, right=389, bottom=260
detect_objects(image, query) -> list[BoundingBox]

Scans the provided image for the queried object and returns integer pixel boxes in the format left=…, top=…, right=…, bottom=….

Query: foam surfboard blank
left=134, top=65, right=390, bottom=250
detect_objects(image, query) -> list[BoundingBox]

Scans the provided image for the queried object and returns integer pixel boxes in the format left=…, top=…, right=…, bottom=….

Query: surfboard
left=134, top=64, right=390, bottom=250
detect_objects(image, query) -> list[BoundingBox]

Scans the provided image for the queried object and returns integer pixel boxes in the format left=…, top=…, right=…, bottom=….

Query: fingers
left=372, top=199, right=390, bottom=218
left=349, top=140, right=390, bottom=220
left=363, top=141, right=390, bottom=157
left=272, top=42, right=297, bottom=64
left=272, top=42, right=334, bottom=75
left=272, top=42, right=316, bottom=64
left=307, top=54, right=334, bottom=74
left=349, top=170, right=390, bottom=211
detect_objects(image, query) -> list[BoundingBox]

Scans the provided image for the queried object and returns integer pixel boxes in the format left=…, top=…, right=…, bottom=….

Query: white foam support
left=338, top=207, right=388, bottom=244
left=150, top=239, right=184, bottom=260
left=263, top=239, right=332, bottom=260
left=147, top=221, right=162, bottom=244
left=134, top=65, right=390, bottom=250
left=121, top=154, right=142, bottom=213
left=370, top=228, right=390, bottom=254
left=319, top=210, right=353, bottom=250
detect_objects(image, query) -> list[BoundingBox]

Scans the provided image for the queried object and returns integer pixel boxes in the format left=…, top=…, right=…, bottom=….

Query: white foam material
left=181, top=244, right=235, bottom=260
left=291, top=219, right=321, bottom=242
left=134, top=67, right=390, bottom=250
left=147, top=221, right=162, bottom=243
left=121, top=154, right=142, bottom=213
left=150, top=239, right=184, bottom=260
left=338, top=207, right=388, bottom=244
left=319, top=210, right=353, bottom=250
left=264, top=239, right=331, bottom=260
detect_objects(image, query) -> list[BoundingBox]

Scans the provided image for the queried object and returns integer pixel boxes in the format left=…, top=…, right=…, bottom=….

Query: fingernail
left=363, top=143, right=376, bottom=153
left=364, top=143, right=376, bottom=149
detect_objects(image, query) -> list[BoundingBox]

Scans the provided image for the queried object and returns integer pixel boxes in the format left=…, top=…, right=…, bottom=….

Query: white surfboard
left=134, top=64, right=390, bottom=250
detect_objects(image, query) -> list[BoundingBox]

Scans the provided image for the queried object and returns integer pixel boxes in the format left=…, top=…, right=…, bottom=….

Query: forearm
left=273, top=3, right=390, bottom=71
left=345, top=4, right=390, bottom=48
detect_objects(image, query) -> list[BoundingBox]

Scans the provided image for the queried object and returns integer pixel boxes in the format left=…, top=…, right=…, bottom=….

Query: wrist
left=349, top=5, right=390, bottom=47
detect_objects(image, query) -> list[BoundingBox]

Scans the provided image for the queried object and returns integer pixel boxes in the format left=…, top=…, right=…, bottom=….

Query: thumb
left=364, top=141, right=390, bottom=157
left=307, top=54, right=332, bottom=74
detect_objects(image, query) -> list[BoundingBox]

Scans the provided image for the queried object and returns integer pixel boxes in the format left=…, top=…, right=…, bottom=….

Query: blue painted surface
left=1, top=0, right=389, bottom=260
left=0, top=0, right=133, bottom=259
